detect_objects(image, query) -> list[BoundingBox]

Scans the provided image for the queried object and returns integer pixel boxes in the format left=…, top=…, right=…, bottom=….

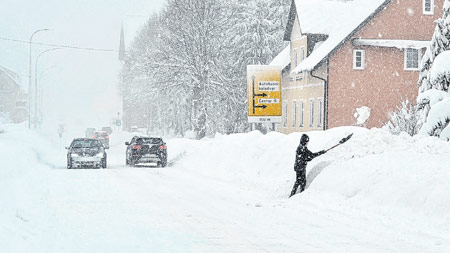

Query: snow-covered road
left=1, top=125, right=449, bottom=252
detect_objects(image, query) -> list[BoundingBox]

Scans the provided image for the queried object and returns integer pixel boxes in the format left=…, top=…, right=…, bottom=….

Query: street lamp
left=34, top=48, right=61, bottom=128
left=28, top=28, right=51, bottom=129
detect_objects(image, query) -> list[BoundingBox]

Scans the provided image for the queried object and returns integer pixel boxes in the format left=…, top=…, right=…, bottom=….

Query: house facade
left=278, top=0, right=443, bottom=134
left=0, top=66, right=27, bottom=123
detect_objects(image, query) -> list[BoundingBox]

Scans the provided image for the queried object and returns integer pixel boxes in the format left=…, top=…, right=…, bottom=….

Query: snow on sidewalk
left=1, top=123, right=450, bottom=252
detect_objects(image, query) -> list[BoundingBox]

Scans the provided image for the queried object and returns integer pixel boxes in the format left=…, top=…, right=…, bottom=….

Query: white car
left=66, top=138, right=107, bottom=169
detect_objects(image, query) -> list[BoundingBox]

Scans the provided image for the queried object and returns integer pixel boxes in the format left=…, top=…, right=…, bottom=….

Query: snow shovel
left=325, top=133, right=353, bottom=152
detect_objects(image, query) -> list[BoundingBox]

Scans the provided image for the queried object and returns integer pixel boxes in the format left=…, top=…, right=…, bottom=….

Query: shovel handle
left=325, top=143, right=340, bottom=152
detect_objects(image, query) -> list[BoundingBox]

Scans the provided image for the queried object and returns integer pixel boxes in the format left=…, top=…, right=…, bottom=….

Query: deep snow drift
left=1, top=123, right=449, bottom=252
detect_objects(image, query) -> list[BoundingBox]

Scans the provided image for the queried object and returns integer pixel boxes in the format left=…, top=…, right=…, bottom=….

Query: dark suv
left=125, top=136, right=167, bottom=167
left=66, top=138, right=107, bottom=169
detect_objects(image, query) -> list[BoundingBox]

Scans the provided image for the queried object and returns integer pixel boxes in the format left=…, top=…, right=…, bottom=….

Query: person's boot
left=289, top=189, right=297, bottom=198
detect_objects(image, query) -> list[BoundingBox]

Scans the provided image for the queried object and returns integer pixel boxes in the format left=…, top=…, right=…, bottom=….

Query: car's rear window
left=95, top=132, right=108, bottom=137
left=137, top=138, right=162, bottom=144
left=72, top=139, right=102, bottom=148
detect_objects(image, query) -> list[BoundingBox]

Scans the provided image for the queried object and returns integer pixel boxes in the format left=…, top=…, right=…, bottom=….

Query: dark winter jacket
left=294, top=145, right=323, bottom=171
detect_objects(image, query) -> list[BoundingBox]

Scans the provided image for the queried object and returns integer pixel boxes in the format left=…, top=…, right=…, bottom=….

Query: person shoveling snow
left=289, top=133, right=353, bottom=197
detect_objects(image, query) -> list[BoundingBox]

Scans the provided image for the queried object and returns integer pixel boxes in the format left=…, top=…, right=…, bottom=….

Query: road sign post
left=247, top=65, right=282, bottom=123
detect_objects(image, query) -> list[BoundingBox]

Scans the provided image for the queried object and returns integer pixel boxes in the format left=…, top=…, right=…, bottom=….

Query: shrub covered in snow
left=385, top=100, right=421, bottom=136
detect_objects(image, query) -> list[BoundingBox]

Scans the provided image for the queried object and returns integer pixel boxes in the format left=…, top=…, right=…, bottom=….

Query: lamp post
left=34, top=48, right=61, bottom=128
left=28, top=28, right=50, bottom=129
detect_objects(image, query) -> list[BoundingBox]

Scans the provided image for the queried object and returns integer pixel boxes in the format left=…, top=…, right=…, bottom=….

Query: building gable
left=290, top=16, right=302, bottom=41
left=291, top=0, right=390, bottom=73
left=353, top=0, right=445, bottom=41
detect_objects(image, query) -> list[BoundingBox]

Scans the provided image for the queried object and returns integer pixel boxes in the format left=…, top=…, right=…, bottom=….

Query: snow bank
left=2, top=124, right=450, bottom=251
left=170, top=126, right=450, bottom=217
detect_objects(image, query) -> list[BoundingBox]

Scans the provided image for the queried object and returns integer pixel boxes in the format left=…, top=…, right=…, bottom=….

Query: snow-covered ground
left=1, top=123, right=450, bottom=252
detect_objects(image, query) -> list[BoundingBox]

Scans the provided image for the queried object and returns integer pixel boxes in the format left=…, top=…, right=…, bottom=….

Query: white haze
left=0, top=0, right=166, bottom=131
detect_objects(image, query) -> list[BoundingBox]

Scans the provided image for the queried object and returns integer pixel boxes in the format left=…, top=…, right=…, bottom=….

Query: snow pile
left=0, top=124, right=66, bottom=251
left=353, top=106, right=371, bottom=125
left=170, top=127, right=450, bottom=217
left=2, top=124, right=450, bottom=251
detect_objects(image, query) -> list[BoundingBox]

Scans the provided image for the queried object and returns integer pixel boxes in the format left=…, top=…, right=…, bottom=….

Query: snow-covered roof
left=269, top=43, right=290, bottom=68
left=0, top=65, right=21, bottom=89
left=353, top=39, right=430, bottom=49
left=292, top=0, right=389, bottom=73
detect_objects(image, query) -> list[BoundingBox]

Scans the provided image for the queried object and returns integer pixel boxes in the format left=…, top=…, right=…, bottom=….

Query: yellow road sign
left=247, top=65, right=282, bottom=123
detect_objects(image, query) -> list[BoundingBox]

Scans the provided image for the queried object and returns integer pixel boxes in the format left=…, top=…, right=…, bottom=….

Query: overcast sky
left=0, top=0, right=166, bottom=130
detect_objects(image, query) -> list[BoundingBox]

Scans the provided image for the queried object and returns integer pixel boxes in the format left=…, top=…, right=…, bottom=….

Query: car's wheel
left=161, top=159, right=167, bottom=168
left=67, top=157, right=72, bottom=169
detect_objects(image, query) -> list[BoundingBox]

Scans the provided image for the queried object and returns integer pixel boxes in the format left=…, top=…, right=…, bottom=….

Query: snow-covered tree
left=418, top=0, right=450, bottom=92
left=119, top=0, right=290, bottom=138
left=417, top=0, right=450, bottom=140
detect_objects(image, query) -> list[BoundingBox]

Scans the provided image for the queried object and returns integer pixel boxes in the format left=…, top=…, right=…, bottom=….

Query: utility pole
left=28, top=28, right=50, bottom=129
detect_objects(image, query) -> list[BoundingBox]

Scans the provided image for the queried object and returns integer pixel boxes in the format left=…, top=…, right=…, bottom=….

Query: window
left=353, top=50, right=365, bottom=70
left=293, top=48, right=298, bottom=67
left=405, top=48, right=420, bottom=70
left=299, top=100, right=304, bottom=127
left=283, top=100, right=288, bottom=127
left=309, top=99, right=314, bottom=127
left=317, top=98, right=322, bottom=128
left=423, top=0, right=434, bottom=15
left=300, top=47, right=305, bottom=62
left=292, top=100, right=297, bottom=127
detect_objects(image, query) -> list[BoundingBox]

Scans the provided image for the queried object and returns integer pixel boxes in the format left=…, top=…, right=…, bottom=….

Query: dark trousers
left=290, top=170, right=306, bottom=197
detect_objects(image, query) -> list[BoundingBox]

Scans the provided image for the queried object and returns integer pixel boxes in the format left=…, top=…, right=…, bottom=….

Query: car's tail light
left=92, top=136, right=96, bottom=138
left=159, top=145, right=167, bottom=150
left=132, top=145, right=142, bottom=150
left=106, top=136, right=110, bottom=139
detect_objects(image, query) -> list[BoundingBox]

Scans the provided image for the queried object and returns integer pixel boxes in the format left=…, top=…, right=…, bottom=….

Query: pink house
left=279, top=0, right=443, bottom=134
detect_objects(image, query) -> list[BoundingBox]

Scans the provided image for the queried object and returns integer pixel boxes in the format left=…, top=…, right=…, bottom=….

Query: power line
left=0, top=35, right=125, bottom=53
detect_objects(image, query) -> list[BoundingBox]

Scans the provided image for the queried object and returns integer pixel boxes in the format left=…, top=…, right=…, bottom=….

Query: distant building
left=0, top=66, right=27, bottom=123
left=275, top=0, right=443, bottom=134
left=118, top=15, right=150, bottom=131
